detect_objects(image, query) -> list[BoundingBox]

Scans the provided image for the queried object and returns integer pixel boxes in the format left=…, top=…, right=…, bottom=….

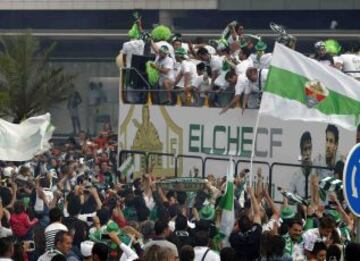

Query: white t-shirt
left=250, top=53, right=272, bottom=70
left=302, top=228, right=324, bottom=252
left=214, top=72, right=229, bottom=89
left=247, top=69, right=268, bottom=108
left=176, top=60, right=198, bottom=88
left=209, top=55, right=224, bottom=75
left=181, top=42, right=190, bottom=54
left=193, top=75, right=211, bottom=97
left=194, top=246, right=220, bottom=261
left=205, top=45, right=217, bottom=55
left=235, top=58, right=254, bottom=76
left=121, top=39, right=145, bottom=68
left=235, top=75, right=251, bottom=96
left=233, top=69, right=268, bottom=108
left=333, top=55, right=343, bottom=66
left=340, top=53, right=360, bottom=78
left=155, top=55, right=175, bottom=82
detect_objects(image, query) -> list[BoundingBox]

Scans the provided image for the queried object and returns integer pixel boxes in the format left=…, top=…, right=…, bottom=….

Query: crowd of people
left=119, top=17, right=360, bottom=111
left=0, top=124, right=359, bottom=261
left=1, top=15, right=360, bottom=261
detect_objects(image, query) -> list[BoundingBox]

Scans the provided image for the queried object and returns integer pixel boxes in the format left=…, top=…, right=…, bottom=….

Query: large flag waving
left=259, top=43, right=360, bottom=130
left=219, top=158, right=235, bottom=245
left=0, top=113, right=54, bottom=161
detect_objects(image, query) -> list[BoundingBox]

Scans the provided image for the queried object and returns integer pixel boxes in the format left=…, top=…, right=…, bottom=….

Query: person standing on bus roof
left=313, top=41, right=334, bottom=67
left=196, top=47, right=224, bottom=85
left=235, top=46, right=254, bottom=77
left=150, top=44, right=175, bottom=104
left=173, top=48, right=198, bottom=105
left=250, top=40, right=272, bottom=70
left=120, top=18, right=145, bottom=69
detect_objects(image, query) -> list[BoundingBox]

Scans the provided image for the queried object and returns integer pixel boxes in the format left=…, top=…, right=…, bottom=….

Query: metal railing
left=148, top=151, right=176, bottom=177
left=118, top=149, right=338, bottom=201
left=203, top=156, right=237, bottom=178
left=175, top=154, right=203, bottom=177
left=237, top=159, right=272, bottom=194
left=269, top=162, right=333, bottom=202
left=121, top=67, right=249, bottom=108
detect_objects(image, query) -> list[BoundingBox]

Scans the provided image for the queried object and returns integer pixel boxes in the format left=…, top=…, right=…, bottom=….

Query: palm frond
left=0, top=32, right=76, bottom=121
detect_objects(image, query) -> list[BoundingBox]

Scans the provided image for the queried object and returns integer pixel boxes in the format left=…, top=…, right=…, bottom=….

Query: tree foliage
left=0, top=32, right=75, bottom=122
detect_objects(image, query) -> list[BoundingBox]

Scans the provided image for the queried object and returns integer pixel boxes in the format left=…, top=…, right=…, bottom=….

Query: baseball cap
left=255, top=41, right=267, bottom=51
left=281, top=207, right=295, bottom=220
left=175, top=47, right=187, bottom=57
left=159, top=45, right=169, bottom=54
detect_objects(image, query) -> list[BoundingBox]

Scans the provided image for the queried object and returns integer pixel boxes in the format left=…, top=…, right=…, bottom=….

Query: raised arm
left=263, top=185, right=280, bottom=219
left=255, top=168, right=263, bottom=201
left=229, top=24, right=238, bottom=42
left=330, top=193, right=353, bottom=230
left=108, top=231, right=139, bottom=260
left=310, top=175, right=320, bottom=206
left=241, top=94, right=249, bottom=114
left=150, top=40, right=159, bottom=54
left=136, top=17, right=144, bottom=34
left=248, top=186, right=261, bottom=225
left=89, top=187, right=103, bottom=210
left=6, top=180, right=17, bottom=209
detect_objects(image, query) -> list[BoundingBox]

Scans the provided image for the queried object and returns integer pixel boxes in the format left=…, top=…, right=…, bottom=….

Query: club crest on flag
left=304, top=80, right=329, bottom=108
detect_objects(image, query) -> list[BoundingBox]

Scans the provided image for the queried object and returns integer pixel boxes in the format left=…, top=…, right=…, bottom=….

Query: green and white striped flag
left=219, top=158, right=235, bottom=245
left=319, top=177, right=343, bottom=192
left=118, top=156, right=135, bottom=181
left=319, top=176, right=343, bottom=201
left=259, top=43, right=360, bottom=130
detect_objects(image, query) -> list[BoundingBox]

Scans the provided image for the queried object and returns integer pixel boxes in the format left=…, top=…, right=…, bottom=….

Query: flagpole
left=116, top=53, right=124, bottom=185
left=249, top=110, right=262, bottom=187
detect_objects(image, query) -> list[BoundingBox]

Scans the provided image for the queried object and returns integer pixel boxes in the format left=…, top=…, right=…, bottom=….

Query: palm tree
left=0, top=32, right=75, bottom=123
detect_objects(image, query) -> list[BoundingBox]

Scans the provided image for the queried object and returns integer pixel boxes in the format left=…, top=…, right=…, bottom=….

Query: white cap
left=81, top=240, right=94, bottom=257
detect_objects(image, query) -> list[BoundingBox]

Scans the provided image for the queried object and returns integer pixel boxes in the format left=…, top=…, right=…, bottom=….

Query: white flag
left=0, top=113, right=54, bottom=161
